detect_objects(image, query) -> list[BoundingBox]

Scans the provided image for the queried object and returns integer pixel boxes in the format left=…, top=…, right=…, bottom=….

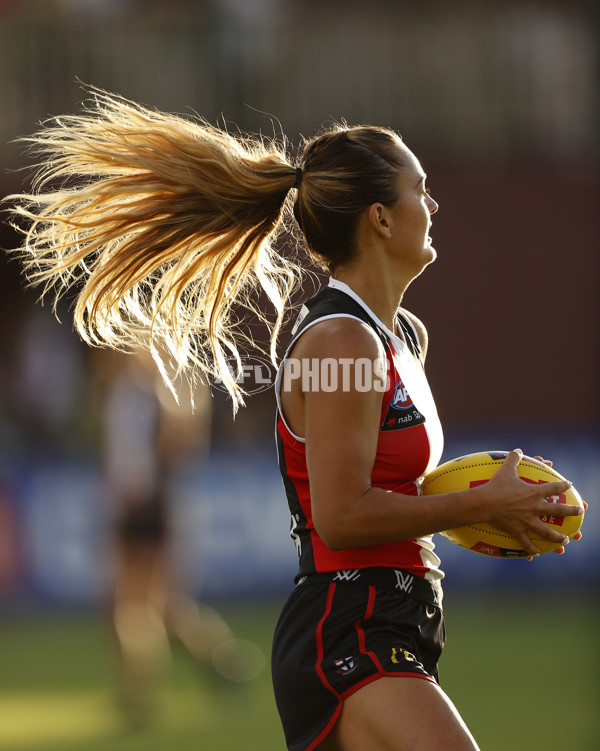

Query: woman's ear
left=367, top=203, right=392, bottom=238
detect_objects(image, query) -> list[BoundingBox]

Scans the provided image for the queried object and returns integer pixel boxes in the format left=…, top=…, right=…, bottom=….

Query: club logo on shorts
left=334, top=656, right=359, bottom=675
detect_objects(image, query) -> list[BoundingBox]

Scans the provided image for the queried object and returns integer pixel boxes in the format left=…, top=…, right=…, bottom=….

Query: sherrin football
left=420, top=451, right=584, bottom=558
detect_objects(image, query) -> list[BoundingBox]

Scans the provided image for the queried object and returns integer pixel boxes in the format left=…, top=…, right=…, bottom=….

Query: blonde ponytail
left=4, top=87, right=302, bottom=410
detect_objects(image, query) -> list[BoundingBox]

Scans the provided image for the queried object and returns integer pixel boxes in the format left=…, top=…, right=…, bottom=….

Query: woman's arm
left=287, top=318, right=579, bottom=558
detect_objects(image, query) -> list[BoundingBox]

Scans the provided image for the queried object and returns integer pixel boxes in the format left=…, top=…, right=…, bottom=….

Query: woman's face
left=386, top=146, right=439, bottom=274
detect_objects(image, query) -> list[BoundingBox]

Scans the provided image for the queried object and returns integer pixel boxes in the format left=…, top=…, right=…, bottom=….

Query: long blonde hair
left=4, top=87, right=407, bottom=409
left=5, top=87, right=302, bottom=410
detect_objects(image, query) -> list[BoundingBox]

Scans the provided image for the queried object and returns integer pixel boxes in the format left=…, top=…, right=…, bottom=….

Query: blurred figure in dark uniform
left=93, top=350, right=263, bottom=726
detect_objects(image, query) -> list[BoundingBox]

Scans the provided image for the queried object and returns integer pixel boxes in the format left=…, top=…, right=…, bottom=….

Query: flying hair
left=3, top=87, right=408, bottom=410
left=4, top=86, right=304, bottom=411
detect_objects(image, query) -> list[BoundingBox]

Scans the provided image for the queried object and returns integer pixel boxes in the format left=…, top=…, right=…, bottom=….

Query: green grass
left=0, top=601, right=286, bottom=751
left=0, top=593, right=597, bottom=750
left=440, top=591, right=600, bottom=750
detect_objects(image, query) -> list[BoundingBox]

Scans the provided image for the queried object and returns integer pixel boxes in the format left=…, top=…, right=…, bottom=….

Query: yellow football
left=420, top=450, right=584, bottom=557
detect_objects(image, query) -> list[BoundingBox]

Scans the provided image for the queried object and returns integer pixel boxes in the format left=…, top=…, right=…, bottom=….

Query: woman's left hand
left=528, top=455, right=587, bottom=560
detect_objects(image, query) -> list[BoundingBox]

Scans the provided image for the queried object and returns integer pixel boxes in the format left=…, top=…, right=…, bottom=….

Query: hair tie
left=293, top=166, right=303, bottom=190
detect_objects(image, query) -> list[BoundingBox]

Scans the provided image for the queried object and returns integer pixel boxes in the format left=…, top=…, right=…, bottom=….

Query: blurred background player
left=93, top=349, right=263, bottom=726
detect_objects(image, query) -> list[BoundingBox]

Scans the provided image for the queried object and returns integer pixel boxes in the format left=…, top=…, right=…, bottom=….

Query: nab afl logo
left=391, top=380, right=413, bottom=410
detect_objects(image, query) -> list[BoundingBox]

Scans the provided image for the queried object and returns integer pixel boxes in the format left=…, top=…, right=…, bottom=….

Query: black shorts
left=115, top=491, right=168, bottom=544
left=271, top=568, right=445, bottom=751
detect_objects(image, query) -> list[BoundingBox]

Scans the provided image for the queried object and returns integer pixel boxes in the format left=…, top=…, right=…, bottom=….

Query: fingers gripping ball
left=420, top=451, right=585, bottom=558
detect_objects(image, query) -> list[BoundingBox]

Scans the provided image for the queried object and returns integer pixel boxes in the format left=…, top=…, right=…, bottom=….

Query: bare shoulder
left=281, top=316, right=385, bottom=440
left=399, top=307, right=429, bottom=360
left=290, top=315, right=384, bottom=361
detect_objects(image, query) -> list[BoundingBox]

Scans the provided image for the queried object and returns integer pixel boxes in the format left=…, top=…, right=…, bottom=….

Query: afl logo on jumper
left=381, top=379, right=426, bottom=432
left=391, top=381, right=413, bottom=409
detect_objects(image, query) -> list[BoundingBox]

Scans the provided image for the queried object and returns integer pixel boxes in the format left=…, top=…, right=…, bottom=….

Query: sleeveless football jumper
left=272, top=280, right=447, bottom=751
left=275, top=278, right=444, bottom=581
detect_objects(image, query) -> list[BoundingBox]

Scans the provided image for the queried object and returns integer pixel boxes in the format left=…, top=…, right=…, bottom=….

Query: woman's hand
left=528, top=455, right=587, bottom=558
left=479, top=449, right=584, bottom=558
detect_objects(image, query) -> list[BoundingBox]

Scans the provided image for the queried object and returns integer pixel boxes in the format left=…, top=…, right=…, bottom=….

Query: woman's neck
left=332, top=266, right=408, bottom=332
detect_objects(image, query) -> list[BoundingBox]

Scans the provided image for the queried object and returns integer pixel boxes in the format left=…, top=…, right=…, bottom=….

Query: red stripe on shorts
left=307, top=583, right=343, bottom=751
left=355, top=585, right=436, bottom=683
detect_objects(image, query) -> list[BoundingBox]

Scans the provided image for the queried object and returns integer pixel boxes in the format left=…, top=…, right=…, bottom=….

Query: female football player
left=4, top=89, right=583, bottom=750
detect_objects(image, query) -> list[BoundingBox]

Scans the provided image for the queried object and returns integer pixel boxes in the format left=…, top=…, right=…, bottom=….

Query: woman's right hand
left=479, top=449, right=582, bottom=557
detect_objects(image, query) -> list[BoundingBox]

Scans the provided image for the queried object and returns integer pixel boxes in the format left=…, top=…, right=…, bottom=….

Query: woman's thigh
left=319, top=676, right=479, bottom=751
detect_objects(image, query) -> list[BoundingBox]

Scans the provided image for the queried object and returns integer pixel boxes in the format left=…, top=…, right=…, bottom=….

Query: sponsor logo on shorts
left=394, top=570, right=414, bottom=593
left=391, top=647, right=423, bottom=670
left=333, top=569, right=361, bottom=582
